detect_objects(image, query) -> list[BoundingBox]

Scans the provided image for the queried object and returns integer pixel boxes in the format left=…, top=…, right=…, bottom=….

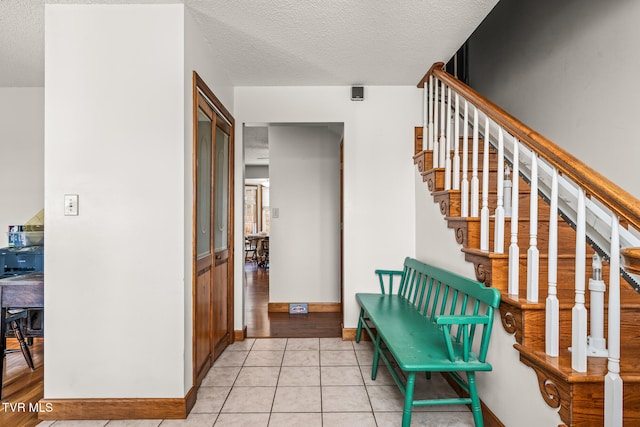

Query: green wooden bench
left=356, top=257, right=501, bottom=427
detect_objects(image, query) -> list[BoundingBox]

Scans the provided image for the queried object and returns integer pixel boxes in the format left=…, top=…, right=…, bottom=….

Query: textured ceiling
left=0, top=0, right=499, bottom=87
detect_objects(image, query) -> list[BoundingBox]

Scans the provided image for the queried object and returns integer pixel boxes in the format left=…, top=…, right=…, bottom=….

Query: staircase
left=413, top=63, right=640, bottom=426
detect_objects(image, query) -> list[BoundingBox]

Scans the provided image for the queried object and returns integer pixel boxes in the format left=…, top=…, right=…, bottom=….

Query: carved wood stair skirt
left=412, top=61, right=640, bottom=427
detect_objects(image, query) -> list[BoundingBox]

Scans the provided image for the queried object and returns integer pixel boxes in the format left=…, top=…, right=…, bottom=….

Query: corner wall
left=0, top=88, right=44, bottom=247
left=44, top=4, right=186, bottom=398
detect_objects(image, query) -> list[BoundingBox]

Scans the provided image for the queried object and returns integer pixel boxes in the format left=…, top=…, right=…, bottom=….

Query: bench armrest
left=374, top=269, right=404, bottom=294
left=436, top=315, right=491, bottom=363
left=435, top=315, right=490, bottom=326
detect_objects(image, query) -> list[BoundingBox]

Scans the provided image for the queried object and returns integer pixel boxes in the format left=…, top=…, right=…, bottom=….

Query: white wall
left=234, top=86, right=421, bottom=329
left=45, top=4, right=186, bottom=398
left=268, top=125, right=340, bottom=303
left=184, top=6, right=234, bottom=393
left=468, top=0, right=640, bottom=198
left=0, top=88, right=44, bottom=247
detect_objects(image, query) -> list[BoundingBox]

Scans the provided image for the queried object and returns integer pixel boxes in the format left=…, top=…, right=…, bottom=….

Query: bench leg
left=402, top=371, right=416, bottom=427
left=467, top=372, right=484, bottom=427
left=356, top=307, right=364, bottom=343
left=371, top=333, right=382, bottom=380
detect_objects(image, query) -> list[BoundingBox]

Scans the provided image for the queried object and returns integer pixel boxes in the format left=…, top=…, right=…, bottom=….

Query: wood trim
left=38, top=391, right=195, bottom=420
left=342, top=327, right=373, bottom=341
left=267, top=302, right=341, bottom=313
left=234, top=327, right=247, bottom=341
left=194, top=73, right=234, bottom=128
left=190, top=72, right=200, bottom=388
left=226, top=103, right=236, bottom=348
left=185, top=385, right=197, bottom=415
left=441, top=373, right=505, bottom=427
left=417, top=62, right=640, bottom=231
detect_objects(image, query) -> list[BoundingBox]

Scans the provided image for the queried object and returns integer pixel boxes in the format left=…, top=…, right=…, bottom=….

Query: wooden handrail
left=417, top=63, right=640, bottom=232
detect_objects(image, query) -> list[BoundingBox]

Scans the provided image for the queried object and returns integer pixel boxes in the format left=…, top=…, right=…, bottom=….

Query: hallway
left=244, top=263, right=342, bottom=338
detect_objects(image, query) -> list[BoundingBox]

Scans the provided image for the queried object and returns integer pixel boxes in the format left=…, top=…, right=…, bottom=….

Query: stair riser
left=422, top=168, right=504, bottom=193
left=500, top=298, right=640, bottom=351
left=437, top=190, right=548, bottom=218
left=414, top=149, right=498, bottom=174
left=451, top=217, right=576, bottom=253
left=464, top=252, right=600, bottom=295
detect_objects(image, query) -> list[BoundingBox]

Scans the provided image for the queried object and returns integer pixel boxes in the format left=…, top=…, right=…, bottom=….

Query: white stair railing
left=439, top=79, right=446, bottom=168
left=508, top=141, right=520, bottom=297
left=605, top=215, right=623, bottom=426
left=546, top=167, right=559, bottom=357
left=433, top=77, right=439, bottom=168
left=444, top=86, right=452, bottom=191
left=461, top=100, right=469, bottom=217
left=572, top=188, right=588, bottom=373
left=480, top=116, right=490, bottom=252
left=493, top=128, right=505, bottom=254
left=453, top=93, right=461, bottom=191
left=419, top=64, right=640, bottom=426
left=470, top=107, right=479, bottom=217
left=527, top=153, right=539, bottom=303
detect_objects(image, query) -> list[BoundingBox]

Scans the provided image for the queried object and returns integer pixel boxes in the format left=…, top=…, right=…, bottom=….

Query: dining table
left=0, top=272, right=44, bottom=399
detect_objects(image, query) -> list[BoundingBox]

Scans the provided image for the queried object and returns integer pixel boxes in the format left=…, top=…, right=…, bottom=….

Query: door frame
left=192, top=72, right=235, bottom=387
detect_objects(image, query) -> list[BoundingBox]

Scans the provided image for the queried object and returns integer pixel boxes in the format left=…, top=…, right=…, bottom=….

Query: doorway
left=192, top=73, right=235, bottom=388
left=243, top=123, right=343, bottom=338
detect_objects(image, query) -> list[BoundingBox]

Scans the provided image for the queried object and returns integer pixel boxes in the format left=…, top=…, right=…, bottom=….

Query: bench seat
left=356, top=293, right=492, bottom=372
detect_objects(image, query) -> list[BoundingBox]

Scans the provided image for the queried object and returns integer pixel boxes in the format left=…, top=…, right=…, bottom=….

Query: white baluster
left=461, top=100, right=469, bottom=217
left=433, top=78, right=439, bottom=168
left=470, top=107, right=480, bottom=217
left=422, top=81, right=427, bottom=151
left=504, top=165, right=512, bottom=218
left=480, top=116, right=490, bottom=252
left=439, top=80, right=446, bottom=168
left=494, top=128, right=505, bottom=254
left=453, top=93, right=460, bottom=191
left=545, top=168, right=559, bottom=357
left=444, top=87, right=452, bottom=190
left=604, top=215, right=622, bottom=427
left=496, top=126, right=504, bottom=254
left=428, top=76, right=434, bottom=150
left=508, top=141, right=520, bottom=297
left=587, top=254, right=608, bottom=357
left=526, top=153, right=539, bottom=303
left=571, top=188, right=587, bottom=373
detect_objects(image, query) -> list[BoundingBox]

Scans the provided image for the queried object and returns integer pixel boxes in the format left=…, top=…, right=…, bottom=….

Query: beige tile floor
left=37, top=338, right=474, bottom=426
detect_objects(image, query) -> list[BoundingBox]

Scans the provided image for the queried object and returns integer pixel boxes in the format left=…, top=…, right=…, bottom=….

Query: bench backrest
left=375, top=257, right=501, bottom=363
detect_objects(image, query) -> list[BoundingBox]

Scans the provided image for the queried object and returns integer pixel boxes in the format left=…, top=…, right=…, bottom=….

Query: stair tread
left=461, top=247, right=579, bottom=259
left=514, top=344, right=640, bottom=382
left=446, top=215, right=560, bottom=223
left=500, top=292, right=640, bottom=310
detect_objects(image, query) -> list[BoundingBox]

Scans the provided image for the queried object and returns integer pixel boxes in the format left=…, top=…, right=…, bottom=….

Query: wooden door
left=193, top=73, right=235, bottom=387
left=194, top=97, right=214, bottom=385
left=212, top=119, right=233, bottom=360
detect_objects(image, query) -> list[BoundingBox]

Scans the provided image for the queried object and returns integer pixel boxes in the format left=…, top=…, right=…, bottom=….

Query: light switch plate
left=64, top=194, right=79, bottom=216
